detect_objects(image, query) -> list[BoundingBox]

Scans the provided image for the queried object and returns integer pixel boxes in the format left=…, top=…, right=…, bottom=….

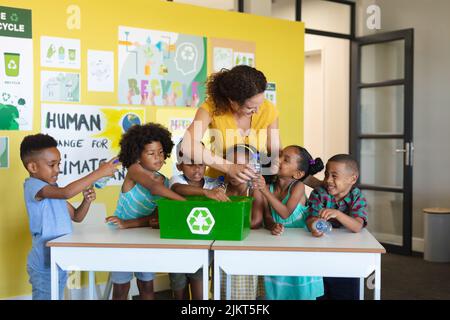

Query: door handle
left=396, top=143, right=413, bottom=167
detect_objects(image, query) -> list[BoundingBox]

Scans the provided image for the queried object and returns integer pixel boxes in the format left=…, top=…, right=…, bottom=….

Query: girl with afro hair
left=106, top=122, right=185, bottom=300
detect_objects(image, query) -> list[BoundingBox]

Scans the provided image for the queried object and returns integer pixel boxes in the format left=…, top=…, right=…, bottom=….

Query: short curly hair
left=206, top=65, right=267, bottom=115
left=20, top=134, right=58, bottom=166
left=118, top=123, right=174, bottom=168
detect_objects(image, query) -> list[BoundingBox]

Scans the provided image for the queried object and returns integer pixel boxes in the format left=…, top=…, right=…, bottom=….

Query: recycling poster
left=0, top=6, right=33, bottom=131
left=118, top=26, right=207, bottom=107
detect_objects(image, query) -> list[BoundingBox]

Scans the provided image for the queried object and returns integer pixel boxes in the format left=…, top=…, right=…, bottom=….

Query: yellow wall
left=0, top=0, right=304, bottom=298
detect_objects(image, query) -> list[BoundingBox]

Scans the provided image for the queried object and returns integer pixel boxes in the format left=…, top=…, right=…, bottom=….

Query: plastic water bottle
left=248, top=153, right=261, bottom=188
left=217, top=176, right=226, bottom=191
left=94, top=159, right=120, bottom=189
left=312, top=219, right=333, bottom=234
left=94, top=176, right=112, bottom=189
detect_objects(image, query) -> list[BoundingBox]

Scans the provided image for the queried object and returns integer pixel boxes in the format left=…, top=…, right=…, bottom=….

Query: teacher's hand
left=228, top=163, right=257, bottom=184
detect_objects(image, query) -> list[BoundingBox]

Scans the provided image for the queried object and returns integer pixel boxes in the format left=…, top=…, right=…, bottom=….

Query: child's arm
left=172, top=183, right=230, bottom=202
left=37, top=158, right=119, bottom=200
left=67, top=187, right=96, bottom=223
left=263, top=200, right=284, bottom=236
left=319, top=209, right=364, bottom=233
left=250, top=189, right=265, bottom=229
left=105, top=215, right=151, bottom=229
left=305, top=188, right=325, bottom=237
left=303, top=175, right=323, bottom=189
left=127, top=163, right=185, bottom=201
left=255, top=176, right=306, bottom=220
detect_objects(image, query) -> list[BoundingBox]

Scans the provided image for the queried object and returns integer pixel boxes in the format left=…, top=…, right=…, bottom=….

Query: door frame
left=350, top=29, right=414, bottom=255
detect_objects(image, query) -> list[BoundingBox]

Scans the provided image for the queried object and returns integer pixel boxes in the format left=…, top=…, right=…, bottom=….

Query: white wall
left=357, top=0, right=450, bottom=241
left=304, top=34, right=350, bottom=167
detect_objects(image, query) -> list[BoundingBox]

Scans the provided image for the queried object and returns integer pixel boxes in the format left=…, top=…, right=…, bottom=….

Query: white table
left=212, top=228, right=386, bottom=300
left=48, top=224, right=212, bottom=300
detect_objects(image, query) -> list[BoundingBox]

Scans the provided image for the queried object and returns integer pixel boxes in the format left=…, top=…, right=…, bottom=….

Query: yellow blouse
left=200, top=99, right=279, bottom=178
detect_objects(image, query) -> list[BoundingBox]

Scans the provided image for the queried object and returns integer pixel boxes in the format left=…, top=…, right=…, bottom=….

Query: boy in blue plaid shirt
left=306, top=154, right=368, bottom=300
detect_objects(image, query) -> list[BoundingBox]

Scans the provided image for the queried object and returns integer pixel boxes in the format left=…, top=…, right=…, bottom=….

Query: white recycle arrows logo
left=187, top=207, right=215, bottom=235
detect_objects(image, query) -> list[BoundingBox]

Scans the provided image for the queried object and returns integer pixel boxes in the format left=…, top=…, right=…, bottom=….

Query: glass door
left=351, top=29, right=414, bottom=254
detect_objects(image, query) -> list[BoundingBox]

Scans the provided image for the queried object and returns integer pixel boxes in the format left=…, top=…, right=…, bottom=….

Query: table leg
left=360, top=277, right=365, bottom=300
left=88, top=271, right=95, bottom=300
left=374, top=254, right=381, bottom=300
left=203, top=252, right=209, bottom=300
left=226, top=274, right=231, bottom=300
left=51, top=251, right=59, bottom=300
left=213, top=256, right=220, bottom=300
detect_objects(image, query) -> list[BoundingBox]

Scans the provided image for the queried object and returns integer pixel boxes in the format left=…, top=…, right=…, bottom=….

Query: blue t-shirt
left=23, top=177, right=73, bottom=271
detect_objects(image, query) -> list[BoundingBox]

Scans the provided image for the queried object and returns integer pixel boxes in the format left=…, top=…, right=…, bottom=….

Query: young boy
left=307, top=154, right=368, bottom=300
left=168, top=140, right=228, bottom=300
left=20, top=134, right=119, bottom=300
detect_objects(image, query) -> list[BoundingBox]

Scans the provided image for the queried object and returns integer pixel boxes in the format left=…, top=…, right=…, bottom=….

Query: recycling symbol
left=187, top=207, right=215, bottom=235
left=181, top=45, right=195, bottom=61
left=10, top=13, right=19, bottom=22
left=8, top=60, right=17, bottom=70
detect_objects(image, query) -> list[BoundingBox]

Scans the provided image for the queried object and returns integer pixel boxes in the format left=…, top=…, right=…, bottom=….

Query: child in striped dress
left=254, top=145, right=325, bottom=300
left=106, top=123, right=185, bottom=300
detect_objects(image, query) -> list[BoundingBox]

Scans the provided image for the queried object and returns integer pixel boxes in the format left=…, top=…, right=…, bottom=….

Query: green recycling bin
left=4, top=53, right=20, bottom=77
left=157, top=196, right=252, bottom=241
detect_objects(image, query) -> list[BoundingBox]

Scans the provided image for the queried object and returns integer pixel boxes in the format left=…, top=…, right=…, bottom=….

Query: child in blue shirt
left=254, top=145, right=325, bottom=300
left=105, top=123, right=185, bottom=300
left=20, top=134, right=119, bottom=300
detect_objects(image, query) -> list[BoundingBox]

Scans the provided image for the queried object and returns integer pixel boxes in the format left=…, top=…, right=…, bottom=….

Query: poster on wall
left=87, top=50, right=114, bottom=92
left=265, top=82, right=277, bottom=105
left=169, top=118, right=193, bottom=175
left=40, top=36, right=81, bottom=69
left=0, top=136, right=8, bottom=169
left=41, top=71, right=80, bottom=103
left=210, top=38, right=256, bottom=73
left=118, top=26, right=207, bottom=107
left=0, top=6, right=33, bottom=131
left=41, top=104, right=145, bottom=187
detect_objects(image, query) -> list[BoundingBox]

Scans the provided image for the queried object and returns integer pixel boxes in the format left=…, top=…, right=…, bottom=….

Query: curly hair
left=20, top=134, right=57, bottom=165
left=118, top=123, right=174, bottom=168
left=206, top=65, right=267, bottom=115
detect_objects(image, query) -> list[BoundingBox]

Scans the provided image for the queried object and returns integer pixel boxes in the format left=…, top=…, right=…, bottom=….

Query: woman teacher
left=182, top=65, right=280, bottom=183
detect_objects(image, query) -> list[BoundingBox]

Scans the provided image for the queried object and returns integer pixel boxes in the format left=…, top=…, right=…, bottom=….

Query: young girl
left=254, top=145, right=325, bottom=300
left=220, top=144, right=266, bottom=300
left=105, top=123, right=185, bottom=300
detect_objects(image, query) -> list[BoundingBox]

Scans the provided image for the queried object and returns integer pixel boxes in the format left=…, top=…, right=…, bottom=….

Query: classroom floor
left=148, top=253, right=450, bottom=300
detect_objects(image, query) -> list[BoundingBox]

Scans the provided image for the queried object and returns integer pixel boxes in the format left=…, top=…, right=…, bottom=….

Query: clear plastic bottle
left=312, top=219, right=333, bottom=234
left=94, top=176, right=112, bottom=189
left=94, top=159, right=120, bottom=189
left=217, top=175, right=226, bottom=191
left=248, top=153, right=261, bottom=188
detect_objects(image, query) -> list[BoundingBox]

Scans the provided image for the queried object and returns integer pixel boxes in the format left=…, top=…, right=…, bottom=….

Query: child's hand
left=252, top=175, right=267, bottom=191
left=309, top=217, right=324, bottom=238
left=83, top=187, right=96, bottom=203
left=98, top=157, right=121, bottom=178
left=105, top=216, right=127, bottom=229
left=204, top=188, right=231, bottom=202
left=319, top=208, right=341, bottom=221
left=271, top=223, right=284, bottom=236
left=149, top=215, right=160, bottom=229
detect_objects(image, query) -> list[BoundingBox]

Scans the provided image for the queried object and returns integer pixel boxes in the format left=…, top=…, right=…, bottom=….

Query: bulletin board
left=0, top=0, right=304, bottom=298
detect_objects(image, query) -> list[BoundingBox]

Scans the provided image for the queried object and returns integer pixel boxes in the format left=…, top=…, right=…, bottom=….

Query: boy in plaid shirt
left=307, top=154, right=368, bottom=300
